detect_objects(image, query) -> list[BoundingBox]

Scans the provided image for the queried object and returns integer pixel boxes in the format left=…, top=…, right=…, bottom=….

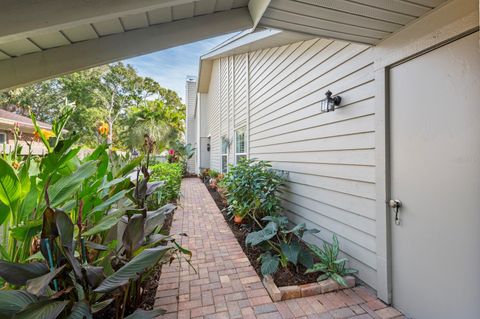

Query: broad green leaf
left=259, top=252, right=279, bottom=275
left=87, top=189, right=130, bottom=215
left=55, top=210, right=74, bottom=249
left=245, top=222, right=277, bottom=246
left=48, top=161, right=97, bottom=207
left=145, top=181, right=164, bottom=197
left=82, top=210, right=124, bottom=237
left=122, top=214, right=145, bottom=258
left=67, top=300, right=92, bottom=319
left=0, top=260, right=49, bottom=286
left=0, top=201, right=9, bottom=226
left=0, top=157, right=21, bottom=207
left=316, top=273, right=329, bottom=282
left=115, top=156, right=143, bottom=178
left=15, top=299, right=69, bottom=319
left=94, top=246, right=172, bottom=293
left=0, top=290, right=38, bottom=317
left=331, top=273, right=348, bottom=287
left=124, top=309, right=166, bottom=319
left=298, top=248, right=314, bottom=269
left=280, top=241, right=300, bottom=265
left=0, top=244, right=11, bottom=261
left=144, top=203, right=175, bottom=235
left=26, top=251, right=45, bottom=262
left=18, top=176, right=39, bottom=222
left=91, top=299, right=114, bottom=314
left=26, top=265, right=66, bottom=296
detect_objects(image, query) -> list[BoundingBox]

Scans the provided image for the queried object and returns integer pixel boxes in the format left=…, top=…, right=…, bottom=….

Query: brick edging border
left=262, top=275, right=356, bottom=301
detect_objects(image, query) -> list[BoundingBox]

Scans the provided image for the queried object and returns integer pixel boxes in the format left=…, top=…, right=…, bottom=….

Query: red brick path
left=155, top=178, right=404, bottom=319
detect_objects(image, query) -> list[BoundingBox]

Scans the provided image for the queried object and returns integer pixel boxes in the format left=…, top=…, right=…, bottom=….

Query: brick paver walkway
left=155, top=178, right=404, bottom=319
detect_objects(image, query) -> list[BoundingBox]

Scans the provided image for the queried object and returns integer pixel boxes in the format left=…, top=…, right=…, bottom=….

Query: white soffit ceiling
left=258, top=0, right=448, bottom=45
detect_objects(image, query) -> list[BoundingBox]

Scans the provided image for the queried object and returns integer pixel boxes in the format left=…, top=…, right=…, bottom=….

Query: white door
left=389, top=32, right=480, bottom=319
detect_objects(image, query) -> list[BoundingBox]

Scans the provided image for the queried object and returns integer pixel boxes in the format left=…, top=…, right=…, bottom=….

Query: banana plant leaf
left=55, top=210, right=74, bottom=250
left=82, top=209, right=125, bottom=237
left=0, top=157, right=21, bottom=208
left=67, top=300, right=92, bottom=319
left=124, top=309, right=166, bottom=319
left=84, top=266, right=105, bottom=289
left=0, top=260, right=49, bottom=286
left=87, top=189, right=131, bottom=216
left=0, top=290, right=38, bottom=317
left=48, top=161, right=97, bottom=207
left=26, top=265, right=66, bottom=296
left=91, top=298, right=114, bottom=314
left=10, top=219, right=42, bottom=241
left=14, top=299, right=69, bottom=319
left=144, top=204, right=175, bottom=235
left=94, top=246, right=172, bottom=293
left=122, top=214, right=145, bottom=258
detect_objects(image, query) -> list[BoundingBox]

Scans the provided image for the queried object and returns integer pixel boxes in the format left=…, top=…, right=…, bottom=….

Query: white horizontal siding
left=208, top=60, right=221, bottom=172
left=205, top=38, right=377, bottom=289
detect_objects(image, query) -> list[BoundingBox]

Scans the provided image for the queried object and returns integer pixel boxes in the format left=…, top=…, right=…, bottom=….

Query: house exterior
left=0, top=108, right=53, bottom=155
left=190, top=0, right=480, bottom=318
left=185, top=75, right=198, bottom=174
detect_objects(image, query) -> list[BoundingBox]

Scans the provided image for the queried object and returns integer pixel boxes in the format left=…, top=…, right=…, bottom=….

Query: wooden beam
left=0, top=8, right=252, bottom=91
left=0, top=0, right=194, bottom=44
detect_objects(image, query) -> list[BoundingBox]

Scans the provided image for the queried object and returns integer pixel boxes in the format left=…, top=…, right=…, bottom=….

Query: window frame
left=221, top=136, right=229, bottom=173
left=234, top=128, right=247, bottom=165
left=0, top=131, right=6, bottom=144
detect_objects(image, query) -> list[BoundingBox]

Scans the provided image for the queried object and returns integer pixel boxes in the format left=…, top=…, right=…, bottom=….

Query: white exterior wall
left=185, top=77, right=197, bottom=173
left=205, top=38, right=377, bottom=288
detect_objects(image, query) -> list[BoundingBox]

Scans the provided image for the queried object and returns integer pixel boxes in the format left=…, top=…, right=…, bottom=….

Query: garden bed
left=204, top=180, right=319, bottom=287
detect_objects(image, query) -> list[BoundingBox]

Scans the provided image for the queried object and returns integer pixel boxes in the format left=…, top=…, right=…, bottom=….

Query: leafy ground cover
left=0, top=105, right=188, bottom=318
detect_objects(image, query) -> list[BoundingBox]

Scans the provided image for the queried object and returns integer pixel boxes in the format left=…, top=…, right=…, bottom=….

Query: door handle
left=389, top=199, right=402, bottom=225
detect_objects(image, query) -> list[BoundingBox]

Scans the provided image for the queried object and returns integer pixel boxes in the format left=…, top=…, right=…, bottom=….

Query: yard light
left=320, top=90, right=341, bottom=113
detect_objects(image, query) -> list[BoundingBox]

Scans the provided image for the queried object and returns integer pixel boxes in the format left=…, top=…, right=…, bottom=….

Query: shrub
left=219, top=158, right=284, bottom=223
left=150, top=162, right=183, bottom=206
left=245, top=215, right=318, bottom=276
left=305, top=234, right=358, bottom=286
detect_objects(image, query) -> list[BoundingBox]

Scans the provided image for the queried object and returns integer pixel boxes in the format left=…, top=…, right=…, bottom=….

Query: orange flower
left=98, top=122, right=109, bottom=136
left=33, top=129, right=55, bottom=141
left=12, top=161, right=20, bottom=169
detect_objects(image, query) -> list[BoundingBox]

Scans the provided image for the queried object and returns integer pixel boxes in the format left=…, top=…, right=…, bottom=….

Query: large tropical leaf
left=10, top=220, right=42, bottom=241
left=280, top=241, right=300, bottom=265
left=48, top=161, right=97, bottom=207
left=259, top=252, right=279, bottom=275
left=67, top=300, right=92, bottom=319
left=94, top=246, right=172, bottom=293
left=17, top=176, right=39, bottom=223
left=26, top=265, right=65, bottom=296
left=144, top=203, right=175, bottom=235
left=0, top=260, right=49, bottom=286
left=245, top=222, right=278, bottom=246
left=84, top=266, right=105, bottom=289
left=124, top=309, right=166, bottom=319
left=14, top=300, right=69, bottom=319
left=0, top=290, right=38, bottom=317
left=122, top=214, right=145, bottom=258
left=0, top=157, right=21, bottom=207
left=91, top=299, right=114, bottom=314
left=87, top=189, right=130, bottom=215
left=115, top=156, right=143, bottom=178
left=298, top=247, right=314, bottom=269
left=145, top=181, right=164, bottom=197
left=55, top=210, right=74, bottom=249
left=82, top=210, right=124, bottom=237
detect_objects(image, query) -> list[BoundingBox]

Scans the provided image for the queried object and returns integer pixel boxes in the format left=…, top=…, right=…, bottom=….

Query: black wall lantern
left=320, top=90, right=341, bottom=113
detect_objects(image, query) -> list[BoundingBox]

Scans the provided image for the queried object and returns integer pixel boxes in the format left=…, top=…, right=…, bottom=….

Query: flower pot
left=210, top=178, right=217, bottom=189
left=234, top=215, right=244, bottom=224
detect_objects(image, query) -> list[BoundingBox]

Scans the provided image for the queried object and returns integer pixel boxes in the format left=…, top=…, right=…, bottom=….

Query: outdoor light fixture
left=320, top=90, right=341, bottom=113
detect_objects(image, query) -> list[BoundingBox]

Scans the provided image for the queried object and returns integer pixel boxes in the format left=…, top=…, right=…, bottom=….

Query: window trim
left=234, top=128, right=247, bottom=165
left=0, top=131, right=6, bottom=144
left=221, top=136, right=229, bottom=173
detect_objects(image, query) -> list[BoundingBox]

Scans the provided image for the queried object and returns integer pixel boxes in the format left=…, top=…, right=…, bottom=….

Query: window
left=221, top=136, right=229, bottom=173
left=235, top=128, right=247, bottom=164
left=0, top=132, right=6, bottom=144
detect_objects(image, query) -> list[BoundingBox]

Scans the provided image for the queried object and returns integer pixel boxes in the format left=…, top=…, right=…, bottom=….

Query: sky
left=122, top=32, right=237, bottom=102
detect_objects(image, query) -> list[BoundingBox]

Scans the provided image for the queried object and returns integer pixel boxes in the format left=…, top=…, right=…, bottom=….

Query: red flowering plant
left=167, top=148, right=178, bottom=163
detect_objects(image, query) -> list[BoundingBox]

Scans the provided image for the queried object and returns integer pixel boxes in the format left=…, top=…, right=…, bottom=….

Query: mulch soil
left=203, top=178, right=318, bottom=287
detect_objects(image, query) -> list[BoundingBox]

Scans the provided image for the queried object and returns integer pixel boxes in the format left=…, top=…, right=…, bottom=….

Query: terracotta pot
left=234, top=215, right=244, bottom=224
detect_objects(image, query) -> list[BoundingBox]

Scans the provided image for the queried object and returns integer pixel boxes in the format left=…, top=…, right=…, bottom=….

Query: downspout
left=246, top=52, right=250, bottom=159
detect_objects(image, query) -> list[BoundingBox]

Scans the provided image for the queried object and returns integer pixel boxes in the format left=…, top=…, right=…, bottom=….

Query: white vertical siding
left=205, top=37, right=377, bottom=289
left=207, top=60, right=221, bottom=171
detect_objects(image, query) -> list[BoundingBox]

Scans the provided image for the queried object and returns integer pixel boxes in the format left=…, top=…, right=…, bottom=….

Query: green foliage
left=219, top=158, right=285, bottom=223
left=149, top=163, right=183, bottom=207
left=305, top=234, right=358, bottom=286
left=0, top=63, right=185, bottom=150
left=245, top=215, right=318, bottom=276
left=0, top=108, right=191, bottom=318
